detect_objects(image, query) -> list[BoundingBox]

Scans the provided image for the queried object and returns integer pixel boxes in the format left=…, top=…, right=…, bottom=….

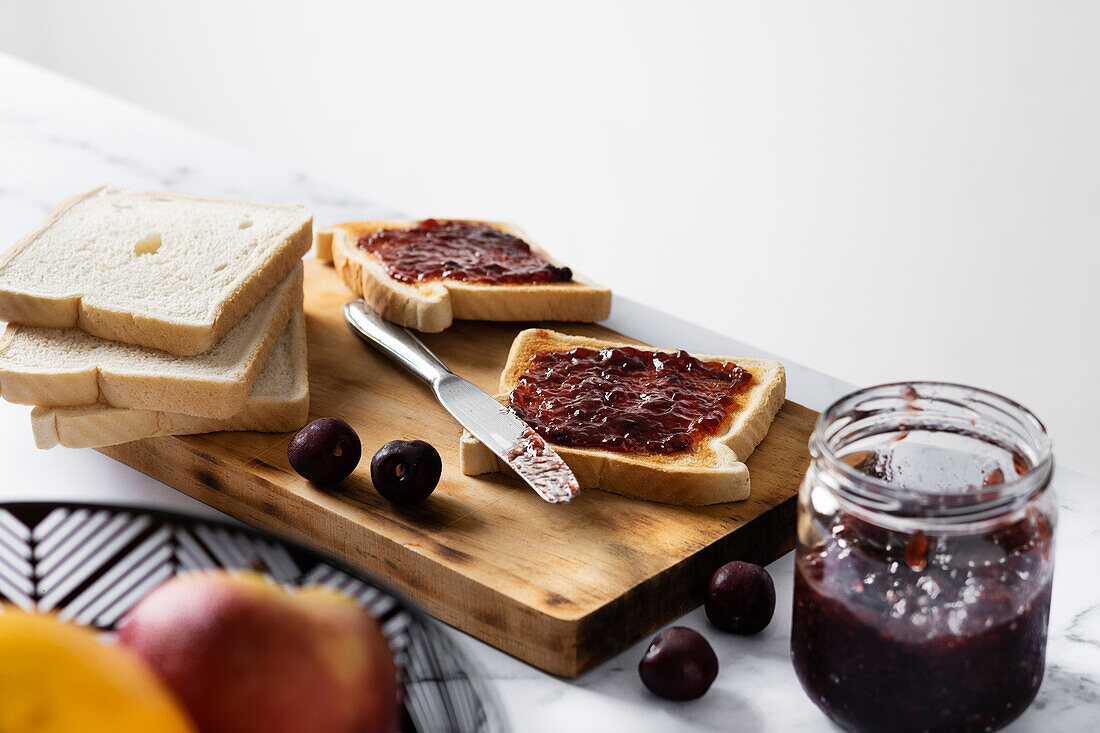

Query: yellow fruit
left=0, top=609, right=195, bottom=733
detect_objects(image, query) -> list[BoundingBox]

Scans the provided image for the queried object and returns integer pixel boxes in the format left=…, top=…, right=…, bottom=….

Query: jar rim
left=810, top=381, right=1053, bottom=519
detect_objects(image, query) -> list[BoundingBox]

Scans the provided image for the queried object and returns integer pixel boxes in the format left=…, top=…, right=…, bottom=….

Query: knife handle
left=343, top=300, right=453, bottom=385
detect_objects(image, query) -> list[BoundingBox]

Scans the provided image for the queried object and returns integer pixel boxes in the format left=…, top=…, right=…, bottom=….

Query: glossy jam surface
left=358, top=219, right=573, bottom=285
left=509, top=346, right=752, bottom=454
left=792, top=503, right=1054, bottom=733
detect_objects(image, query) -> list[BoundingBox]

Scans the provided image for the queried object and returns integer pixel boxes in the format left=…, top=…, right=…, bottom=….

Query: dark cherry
left=287, top=418, right=362, bottom=485
left=638, top=627, right=718, bottom=701
left=705, top=561, right=775, bottom=634
left=370, top=440, right=442, bottom=504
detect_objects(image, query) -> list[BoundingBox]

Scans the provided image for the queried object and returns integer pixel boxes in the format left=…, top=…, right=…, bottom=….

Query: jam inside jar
left=791, top=383, right=1055, bottom=733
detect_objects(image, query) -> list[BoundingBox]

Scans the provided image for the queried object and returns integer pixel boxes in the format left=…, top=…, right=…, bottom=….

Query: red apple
left=117, top=571, right=399, bottom=733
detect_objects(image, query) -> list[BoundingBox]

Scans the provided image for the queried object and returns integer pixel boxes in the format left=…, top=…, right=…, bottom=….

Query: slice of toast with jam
left=459, top=329, right=786, bottom=505
left=314, top=219, right=611, bottom=333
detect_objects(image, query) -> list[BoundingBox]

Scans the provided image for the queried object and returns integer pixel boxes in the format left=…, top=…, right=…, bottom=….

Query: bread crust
left=31, top=313, right=310, bottom=449
left=0, top=186, right=312, bottom=355
left=0, top=266, right=304, bottom=419
left=319, top=220, right=612, bottom=332
left=459, top=328, right=786, bottom=505
left=31, top=390, right=309, bottom=450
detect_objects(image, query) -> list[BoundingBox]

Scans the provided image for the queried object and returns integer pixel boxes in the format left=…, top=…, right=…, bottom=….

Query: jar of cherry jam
left=791, top=383, right=1055, bottom=733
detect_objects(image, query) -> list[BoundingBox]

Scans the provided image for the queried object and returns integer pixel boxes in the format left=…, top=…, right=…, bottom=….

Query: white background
left=1, top=1, right=1097, bottom=476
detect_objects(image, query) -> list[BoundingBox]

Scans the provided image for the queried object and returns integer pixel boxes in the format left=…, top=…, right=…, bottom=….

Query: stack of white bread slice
left=0, top=186, right=312, bottom=449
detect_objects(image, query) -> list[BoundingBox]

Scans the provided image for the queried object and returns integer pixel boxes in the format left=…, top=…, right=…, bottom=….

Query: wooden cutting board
left=100, top=259, right=816, bottom=676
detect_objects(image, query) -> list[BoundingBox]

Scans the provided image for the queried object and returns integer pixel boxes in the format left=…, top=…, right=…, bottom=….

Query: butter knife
left=343, top=300, right=580, bottom=504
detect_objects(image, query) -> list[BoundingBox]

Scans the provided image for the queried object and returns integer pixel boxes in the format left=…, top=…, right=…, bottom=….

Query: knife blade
left=342, top=300, right=580, bottom=504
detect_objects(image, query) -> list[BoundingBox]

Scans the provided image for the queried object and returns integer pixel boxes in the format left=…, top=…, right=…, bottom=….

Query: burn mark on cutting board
left=258, top=499, right=285, bottom=521
left=543, top=592, right=574, bottom=608
left=193, top=469, right=222, bottom=492
left=435, top=544, right=473, bottom=564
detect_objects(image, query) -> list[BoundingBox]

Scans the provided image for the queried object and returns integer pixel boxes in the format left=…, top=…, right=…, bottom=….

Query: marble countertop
left=0, top=53, right=1096, bottom=731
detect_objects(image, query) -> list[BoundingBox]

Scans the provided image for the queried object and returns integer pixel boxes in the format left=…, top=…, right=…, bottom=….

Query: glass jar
left=791, top=382, right=1055, bottom=733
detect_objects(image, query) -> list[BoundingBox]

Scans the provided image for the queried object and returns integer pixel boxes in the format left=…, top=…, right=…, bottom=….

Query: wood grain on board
left=100, top=259, right=816, bottom=676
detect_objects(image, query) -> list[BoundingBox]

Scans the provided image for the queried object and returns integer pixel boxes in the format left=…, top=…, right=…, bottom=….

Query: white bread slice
left=318, top=219, right=612, bottom=333
left=0, top=185, right=312, bottom=355
left=460, top=328, right=786, bottom=505
left=30, top=311, right=309, bottom=449
left=0, top=265, right=303, bottom=419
